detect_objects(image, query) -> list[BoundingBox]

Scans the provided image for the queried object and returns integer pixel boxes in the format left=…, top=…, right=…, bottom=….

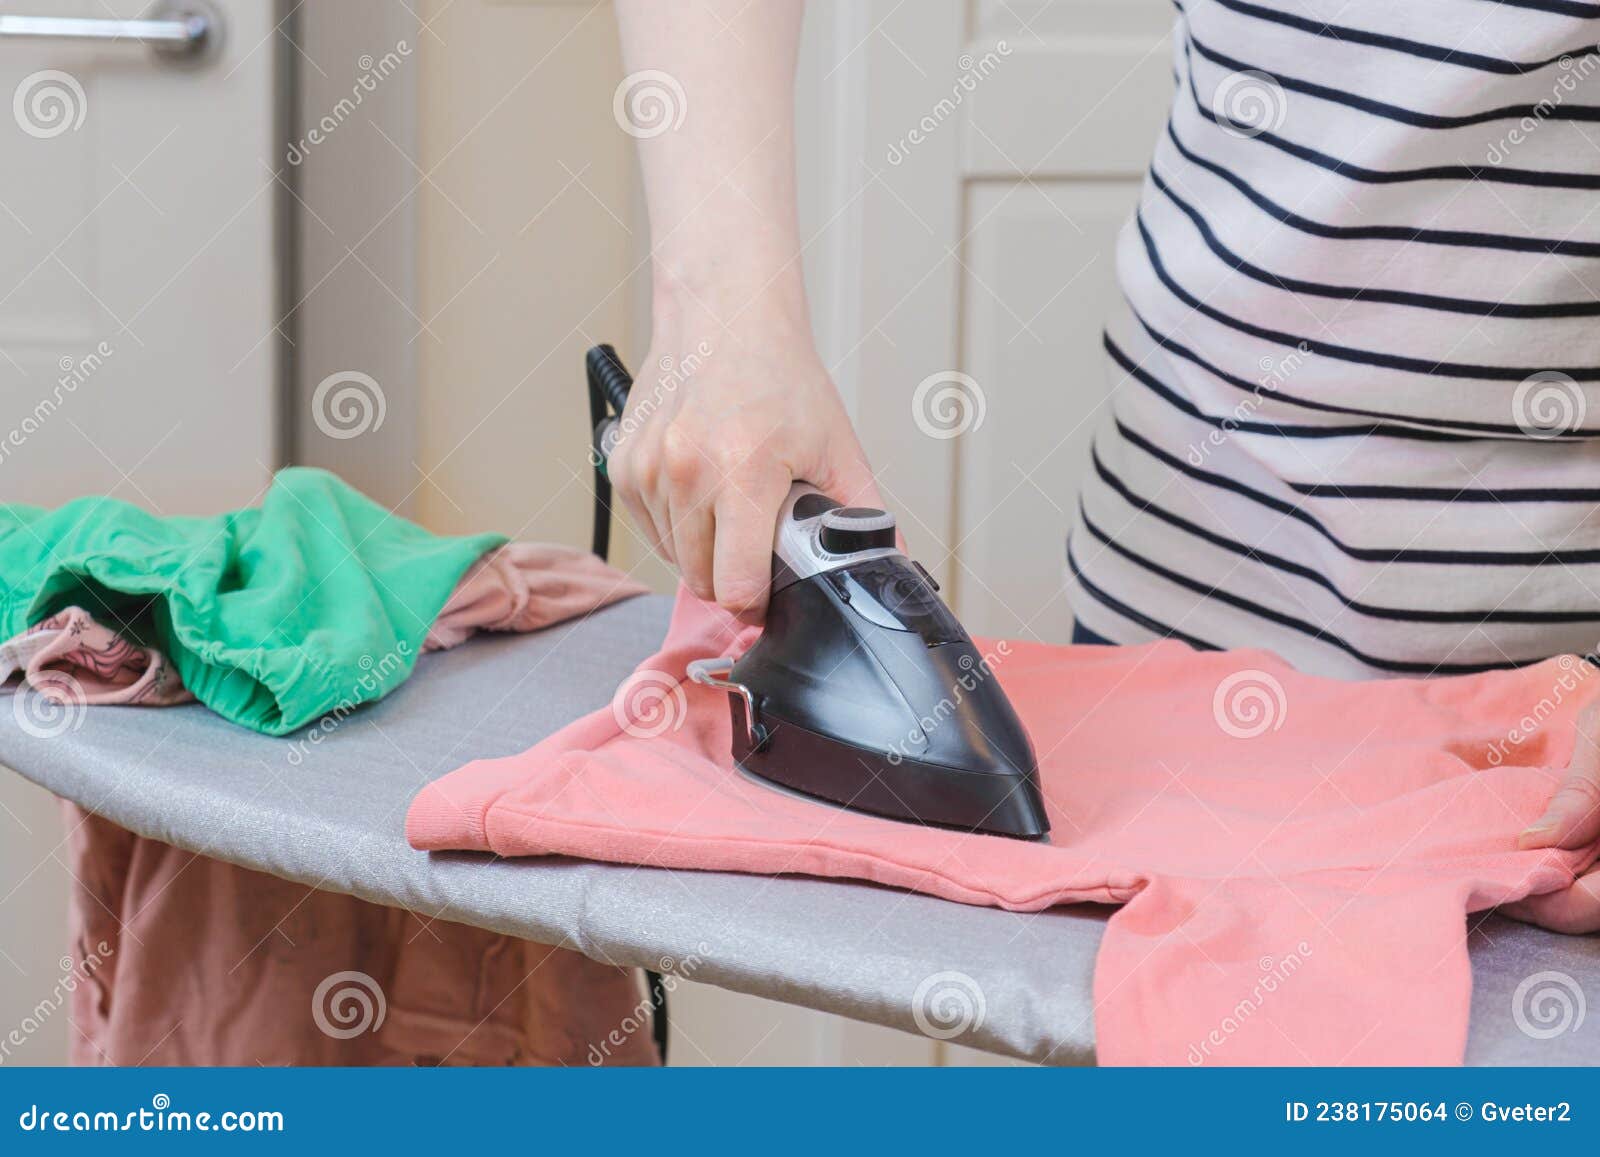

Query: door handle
left=0, top=2, right=217, bottom=59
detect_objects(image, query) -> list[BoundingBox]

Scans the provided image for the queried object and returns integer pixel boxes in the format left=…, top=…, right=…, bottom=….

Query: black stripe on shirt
left=1129, top=306, right=1600, bottom=439
left=1065, top=536, right=1220, bottom=650
left=1115, top=415, right=1600, bottom=563
left=1137, top=212, right=1600, bottom=381
left=1168, top=119, right=1600, bottom=251
left=1104, top=334, right=1477, bottom=442
left=1189, top=24, right=1600, bottom=126
left=1088, top=444, right=1600, bottom=623
left=1180, top=51, right=1600, bottom=193
left=1209, top=0, right=1599, bottom=75
left=1479, top=0, right=1600, bottom=18
left=1148, top=165, right=1600, bottom=317
left=1289, top=479, right=1600, bottom=502
left=1073, top=502, right=1536, bottom=673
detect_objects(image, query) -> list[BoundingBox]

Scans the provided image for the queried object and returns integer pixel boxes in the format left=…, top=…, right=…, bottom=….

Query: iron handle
left=0, top=5, right=214, bottom=58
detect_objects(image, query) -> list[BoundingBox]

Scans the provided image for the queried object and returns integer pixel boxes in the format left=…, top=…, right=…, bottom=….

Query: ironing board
left=2, top=593, right=1595, bottom=1065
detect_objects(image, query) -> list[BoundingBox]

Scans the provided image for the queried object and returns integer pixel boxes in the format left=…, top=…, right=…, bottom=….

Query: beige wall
left=412, top=0, right=670, bottom=591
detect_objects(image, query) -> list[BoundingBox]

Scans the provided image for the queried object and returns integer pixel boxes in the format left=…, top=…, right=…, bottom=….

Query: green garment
left=0, top=468, right=505, bottom=735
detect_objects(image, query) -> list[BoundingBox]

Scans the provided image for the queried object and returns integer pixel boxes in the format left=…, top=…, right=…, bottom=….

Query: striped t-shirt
left=1067, top=0, right=1600, bottom=677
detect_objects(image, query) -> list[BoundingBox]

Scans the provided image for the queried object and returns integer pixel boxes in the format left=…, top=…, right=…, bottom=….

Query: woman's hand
left=610, top=0, right=879, bottom=620
left=1502, top=698, right=1600, bottom=933
left=609, top=299, right=879, bottom=622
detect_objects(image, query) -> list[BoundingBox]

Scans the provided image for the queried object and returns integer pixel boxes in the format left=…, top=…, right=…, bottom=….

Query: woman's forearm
left=608, top=1, right=879, bottom=620
left=614, top=0, right=810, bottom=325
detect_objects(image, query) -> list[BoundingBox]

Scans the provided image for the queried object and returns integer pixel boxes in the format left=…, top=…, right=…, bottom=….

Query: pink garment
left=64, top=805, right=658, bottom=1066
left=4, top=543, right=647, bottom=708
left=408, top=588, right=1600, bottom=1066
left=0, top=606, right=192, bottom=707
left=424, top=542, right=648, bottom=651
left=60, top=545, right=654, bottom=1067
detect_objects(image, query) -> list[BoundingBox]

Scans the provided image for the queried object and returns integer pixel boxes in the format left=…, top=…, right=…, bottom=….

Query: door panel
left=950, top=5, right=1171, bottom=641
left=958, top=181, right=1136, bottom=641
left=965, top=2, right=1172, bottom=178
left=0, top=0, right=281, bottom=511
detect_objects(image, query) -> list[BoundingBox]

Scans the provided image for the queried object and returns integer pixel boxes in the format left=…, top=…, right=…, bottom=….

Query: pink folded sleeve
left=407, top=587, right=1600, bottom=1065
left=423, top=542, right=649, bottom=652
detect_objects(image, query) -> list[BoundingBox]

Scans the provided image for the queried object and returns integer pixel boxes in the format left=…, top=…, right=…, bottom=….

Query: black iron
left=586, top=344, right=1050, bottom=841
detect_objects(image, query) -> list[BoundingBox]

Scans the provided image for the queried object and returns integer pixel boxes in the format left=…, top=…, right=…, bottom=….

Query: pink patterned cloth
left=0, top=606, right=192, bottom=707
left=4, top=543, right=648, bottom=709
left=42, top=544, right=655, bottom=1067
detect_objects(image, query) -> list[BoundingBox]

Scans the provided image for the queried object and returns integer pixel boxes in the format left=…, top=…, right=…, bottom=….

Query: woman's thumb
left=812, top=447, right=882, bottom=509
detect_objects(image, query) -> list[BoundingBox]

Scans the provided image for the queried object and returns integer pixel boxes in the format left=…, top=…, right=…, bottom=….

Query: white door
left=806, top=0, right=1173, bottom=646
left=0, top=0, right=281, bottom=1064
left=953, top=0, right=1172, bottom=643
left=0, top=0, right=282, bottom=511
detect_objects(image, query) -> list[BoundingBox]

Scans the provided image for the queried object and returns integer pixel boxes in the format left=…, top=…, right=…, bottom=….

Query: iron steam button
left=818, top=506, right=897, bottom=554
left=791, top=492, right=842, bottom=521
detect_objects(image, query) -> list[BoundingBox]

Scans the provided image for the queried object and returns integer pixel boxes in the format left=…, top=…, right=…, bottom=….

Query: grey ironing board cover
left=2, top=593, right=1595, bottom=1064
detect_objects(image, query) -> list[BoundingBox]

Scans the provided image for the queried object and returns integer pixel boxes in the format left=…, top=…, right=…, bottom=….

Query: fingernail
left=1519, top=824, right=1556, bottom=848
